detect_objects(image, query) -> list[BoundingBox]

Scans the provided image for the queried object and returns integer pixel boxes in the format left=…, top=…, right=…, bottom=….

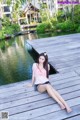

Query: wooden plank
left=29, top=105, right=80, bottom=120
left=46, top=48, right=80, bottom=56
left=1, top=78, right=80, bottom=103
left=65, top=115, right=80, bottom=120
left=49, top=56, right=80, bottom=66
left=0, top=70, right=77, bottom=94
left=50, top=60, right=80, bottom=69
left=35, top=49, right=80, bottom=61
left=29, top=41, right=80, bottom=51
left=33, top=39, right=80, bottom=53
left=0, top=84, right=80, bottom=109
left=49, top=52, right=80, bottom=61
left=0, top=75, right=79, bottom=99
left=57, top=64, right=80, bottom=72
left=74, top=67, right=80, bottom=75
left=8, top=97, right=80, bottom=120
left=0, top=78, right=30, bottom=89
left=50, top=61, right=79, bottom=70
left=59, top=66, right=80, bottom=74
left=32, top=43, right=80, bottom=54
left=0, top=90, right=80, bottom=113
left=0, top=77, right=80, bottom=105
left=27, top=33, right=80, bottom=45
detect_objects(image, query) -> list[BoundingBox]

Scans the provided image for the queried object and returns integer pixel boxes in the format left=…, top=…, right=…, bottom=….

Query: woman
left=27, top=52, right=72, bottom=113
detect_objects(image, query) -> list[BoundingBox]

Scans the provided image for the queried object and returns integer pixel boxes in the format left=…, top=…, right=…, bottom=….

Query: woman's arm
left=31, top=63, right=36, bottom=86
left=26, top=63, right=35, bottom=87
left=31, top=69, right=35, bottom=86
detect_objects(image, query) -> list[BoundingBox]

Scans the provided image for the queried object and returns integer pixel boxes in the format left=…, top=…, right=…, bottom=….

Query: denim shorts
left=34, top=81, right=51, bottom=91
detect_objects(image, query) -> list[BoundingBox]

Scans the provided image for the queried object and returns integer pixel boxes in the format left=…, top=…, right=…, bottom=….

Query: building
left=23, top=3, right=40, bottom=24
left=18, top=3, right=40, bottom=31
left=0, top=1, right=11, bottom=19
left=18, top=3, right=40, bottom=24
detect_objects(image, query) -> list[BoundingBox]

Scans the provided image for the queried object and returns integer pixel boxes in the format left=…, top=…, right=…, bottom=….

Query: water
left=0, top=32, right=58, bottom=86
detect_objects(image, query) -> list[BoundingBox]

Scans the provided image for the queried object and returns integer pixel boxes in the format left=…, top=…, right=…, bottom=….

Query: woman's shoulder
left=32, top=62, right=37, bottom=69
left=33, top=62, right=37, bottom=66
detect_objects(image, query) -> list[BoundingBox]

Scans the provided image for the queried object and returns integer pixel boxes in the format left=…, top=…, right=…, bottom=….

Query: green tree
left=74, top=5, right=80, bottom=24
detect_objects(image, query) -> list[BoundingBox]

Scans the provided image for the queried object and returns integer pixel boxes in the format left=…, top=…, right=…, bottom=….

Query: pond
left=0, top=32, right=58, bottom=86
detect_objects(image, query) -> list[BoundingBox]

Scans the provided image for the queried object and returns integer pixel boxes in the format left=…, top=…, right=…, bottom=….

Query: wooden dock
left=0, top=33, right=80, bottom=120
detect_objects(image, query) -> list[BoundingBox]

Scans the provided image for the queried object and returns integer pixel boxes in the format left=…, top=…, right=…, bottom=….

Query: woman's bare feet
left=59, top=103, right=72, bottom=113
left=63, top=104, right=72, bottom=113
left=66, top=107, right=72, bottom=113
left=62, top=103, right=72, bottom=113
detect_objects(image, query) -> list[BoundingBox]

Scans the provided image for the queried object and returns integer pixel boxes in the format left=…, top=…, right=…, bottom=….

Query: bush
left=0, top=23, right=20, bottom=39
left=74, top=5, right=80, bottom=24
left=57, top=10, right=65, bottom=22
left=50, top=18, right=58, bottom=25
left=2, top=16, right=11, bottom=26
left=11, top=23, right=20, bottom=33
left=36, top=22, right=51, bottom=33
left=77, top=26, right=80, bottom=33
left=0, top=30, right=5, bottom=39
left=3, top=23, right=20, bottom=35
left=56, top=20, right=77, bottom=32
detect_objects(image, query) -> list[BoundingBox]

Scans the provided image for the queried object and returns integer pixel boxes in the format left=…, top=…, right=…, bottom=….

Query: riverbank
left=0, top=29, right=80, bottom=41
left=0, top=30, right=36, bottom=41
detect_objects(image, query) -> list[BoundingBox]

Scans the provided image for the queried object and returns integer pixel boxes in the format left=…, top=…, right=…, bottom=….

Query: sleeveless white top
left=32, top=63, right=49, bottom=85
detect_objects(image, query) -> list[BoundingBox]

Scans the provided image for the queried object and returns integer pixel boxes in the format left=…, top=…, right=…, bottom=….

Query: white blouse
left=32, top=63, right=49, bottom=85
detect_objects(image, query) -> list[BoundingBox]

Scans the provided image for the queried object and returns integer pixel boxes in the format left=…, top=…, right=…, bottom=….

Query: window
left=4, top=6, right=10, bottom=12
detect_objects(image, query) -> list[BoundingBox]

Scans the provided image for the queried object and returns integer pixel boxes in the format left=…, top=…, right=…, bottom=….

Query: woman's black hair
left=36, top=52, right=49, bottom=78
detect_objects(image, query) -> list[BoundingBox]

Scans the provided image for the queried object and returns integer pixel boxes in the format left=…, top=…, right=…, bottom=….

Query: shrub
left=77, top=26, right=80, bottom=33
left=11, top=23, right=20, bottom=33
left=74, top=5, right=80, bottom=24
left=0, top=30, right=5, bottom=39
left=50, top=18, right=58, bottom=25
left=3, top=23, right=20, bottom=35
left=56, top=20, right=77, bottom=32
left=57, top=10, right=65, bottom=22
left=0, top=23, right=20, bottom=39
left=2, top=16, right=11, bottom=26
left=36, top=22, right=51, bottom=33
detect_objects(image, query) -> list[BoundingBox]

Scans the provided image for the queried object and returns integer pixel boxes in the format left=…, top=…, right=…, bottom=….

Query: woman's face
left=39, top=55, right=45, bottom=64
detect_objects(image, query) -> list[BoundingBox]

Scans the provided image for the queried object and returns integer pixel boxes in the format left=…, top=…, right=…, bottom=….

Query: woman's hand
left=26, top=83, right=33, bottom=87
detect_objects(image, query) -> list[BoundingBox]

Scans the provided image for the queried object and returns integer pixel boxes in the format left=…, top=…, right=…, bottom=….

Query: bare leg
left=38, top=84, right=65, bottom=110
left=45, top=84, right=72, bottom=113
left=37, top=84, right=47, bottom=93
left=37, top=84, right=72, bottom=112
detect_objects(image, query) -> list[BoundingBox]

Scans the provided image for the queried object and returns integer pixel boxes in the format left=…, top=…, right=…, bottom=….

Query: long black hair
left=36, top=52, right=49, bottom=78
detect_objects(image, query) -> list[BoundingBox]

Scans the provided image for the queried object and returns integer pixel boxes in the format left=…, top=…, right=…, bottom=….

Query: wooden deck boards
left=0, top=33, right=80, bottom=120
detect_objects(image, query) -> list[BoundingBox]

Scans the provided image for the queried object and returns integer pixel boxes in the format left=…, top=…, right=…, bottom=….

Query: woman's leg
left=45, top=84, right=72, bottom=113
left=37, top=84, right=47, bottom=93
left=37, top=84, right=65, bottom=109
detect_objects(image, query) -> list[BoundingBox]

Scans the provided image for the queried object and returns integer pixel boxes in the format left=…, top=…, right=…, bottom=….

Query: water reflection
left=0, top=35, right=34, bottom=85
